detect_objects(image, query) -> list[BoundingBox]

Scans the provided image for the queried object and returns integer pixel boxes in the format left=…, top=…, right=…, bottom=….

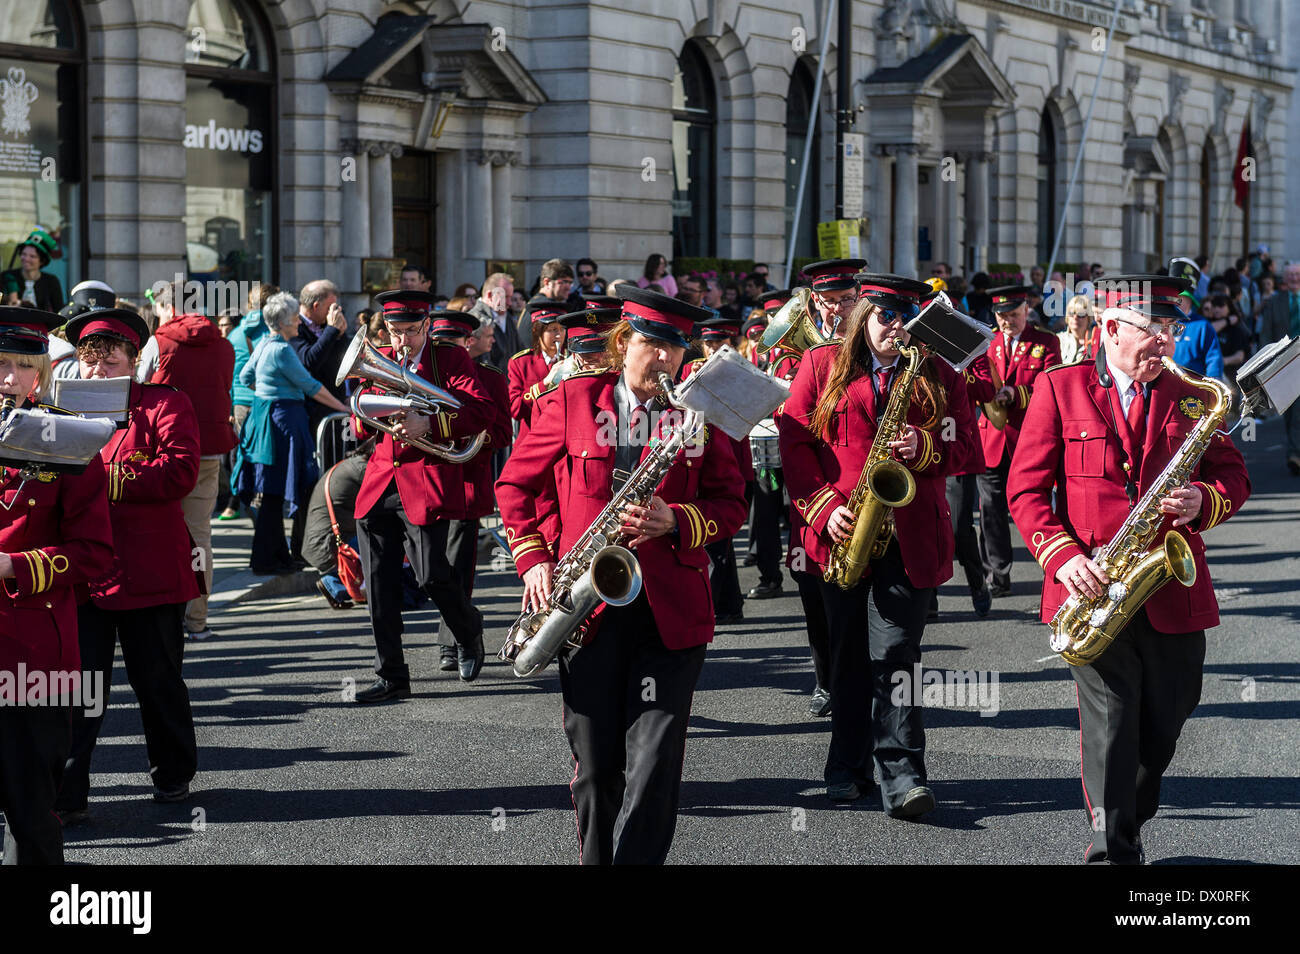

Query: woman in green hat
left=2, top=227, right=65, bottom=313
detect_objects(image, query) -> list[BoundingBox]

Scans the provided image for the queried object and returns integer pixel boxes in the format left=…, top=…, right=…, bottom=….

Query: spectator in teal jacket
left=220, top=284, right=279, bottom=519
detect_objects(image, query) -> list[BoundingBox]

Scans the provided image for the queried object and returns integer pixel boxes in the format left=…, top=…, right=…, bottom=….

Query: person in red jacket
left=506, top=299, right=568, bottom=441
left=1008, top=284, right=1251, bottom=865
left=138, top=280, right=237, bottom=641
left=778, top=278, right=977, bottom=814
left=0, top=306, right=114, bottom=864
left=46, top=308, right=203, bottom=821
left=965, top=284, right=1062, bottom=597
left=428, top=308, right=513, bottom=673
left=350, top=291, right=496, bottom=701
left=496, top=286, right=745, bottom=864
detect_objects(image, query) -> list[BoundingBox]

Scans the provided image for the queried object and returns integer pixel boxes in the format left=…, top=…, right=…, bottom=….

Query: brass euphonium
left=335, top=327, right=487, bottom=463
left=758, top=287, right=827, bottom=357
left=823, top=337, right=924, bottom=590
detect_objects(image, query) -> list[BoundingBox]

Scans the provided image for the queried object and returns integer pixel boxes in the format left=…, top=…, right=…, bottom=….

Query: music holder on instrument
left=0, top=405, right=116, bottom=474
left=674, top=344, right=790, bottom=441
left=1237, top=334, right=1300, bottom=417
left=52, top=375, right=133, bottom=428
left=905, top=291, right=995, bottom=371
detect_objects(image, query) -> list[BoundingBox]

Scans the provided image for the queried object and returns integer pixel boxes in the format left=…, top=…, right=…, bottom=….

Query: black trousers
left=357, top=482, right=481, bottom=684
left=947, top=473, right=984, bottom=592
left=437, top=517, right=480, bottom=649
left=705, top=537, right=743, bottom=616
left=977, top=451, right=1013, bottom=588
left=0, top=704, right=71, bottom=865
left=1072, top=611, right=1205, bottom=864
left=59, top=602, right=197, bottom=811
left=793, top=570, right=830, bottom=689
left=251, top=493, right=290, bottom=569
left=750, top=469, right=785, bottom=586
left=817, top=539, right=932, bottom=812
left=559, top=597, right=706, bottom=865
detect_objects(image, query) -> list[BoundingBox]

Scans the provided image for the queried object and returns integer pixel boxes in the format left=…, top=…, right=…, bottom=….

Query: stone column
left=491, top=152, right=518, bottom=261
left=339, top=140, right=371, bottom=262
left=891, top=145, right=919, bottom=279
left=944, top=155, right=962, bottom=269
left=367, top=141, right=400, bottom=259
left=968, top=152, right=990, bottom=274
left=466, top=151, right=494, bottom=262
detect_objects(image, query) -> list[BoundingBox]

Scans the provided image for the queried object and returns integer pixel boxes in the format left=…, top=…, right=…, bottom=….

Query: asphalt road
left=28, top=417, right=1300, bottom=865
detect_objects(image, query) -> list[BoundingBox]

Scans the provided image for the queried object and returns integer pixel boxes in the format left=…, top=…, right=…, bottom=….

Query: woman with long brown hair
left=778, top=276, right=977, bottom=816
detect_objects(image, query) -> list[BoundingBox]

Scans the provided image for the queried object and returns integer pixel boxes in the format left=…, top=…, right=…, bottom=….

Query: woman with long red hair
left=778, top=276, right=977, bottom=816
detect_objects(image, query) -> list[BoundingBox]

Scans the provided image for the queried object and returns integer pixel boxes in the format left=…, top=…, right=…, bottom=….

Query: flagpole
left=1209, top=91, right=1255, bottom=273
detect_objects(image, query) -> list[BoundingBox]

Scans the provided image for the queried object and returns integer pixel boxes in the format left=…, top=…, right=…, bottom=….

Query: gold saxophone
left=1050, top=357, right=1232, bottom=665
left=823, top=339, right=924, bottom=590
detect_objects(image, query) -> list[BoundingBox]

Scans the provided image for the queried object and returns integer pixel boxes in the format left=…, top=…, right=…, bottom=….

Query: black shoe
left=889, top=785, right=935, bottom=819
left=808, top=686, right=831, bottom=717
left=458, top=632, right=485, bottom=682
left=316, top=580, right=353, bottom=610
left=355, top=678, right=410, bottom=703
left=971, top=586, right=992, bottom=618
left=1289, top=456, right=1300, bottom=476
left=988, top=580, right=1011, bottom=598
left=827, top=781, right=861, bottom=802
left=747, top=581, right=783, bottom=599
left=153, top=783, right=191, bottom=804
left=439, top=647, right=458, bottom=672
left=927, top=606, right=939, bottom=621
left=56, top=806, right=90, bottom=827
left=742, top=553, right=758, bottom=567
left=715, top=611, right=745, bottom=625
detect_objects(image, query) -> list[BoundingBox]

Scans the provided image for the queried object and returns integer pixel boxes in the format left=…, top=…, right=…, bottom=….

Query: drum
left=749, top=417, right=781, bottom=470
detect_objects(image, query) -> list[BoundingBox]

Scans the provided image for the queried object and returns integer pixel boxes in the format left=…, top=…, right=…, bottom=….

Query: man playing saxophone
left=495, top=287, right=745, bottom=865
left=778, top=276, right=976, bottom=814
left=1008, top=275, right=1251, bottom=864
left=348, top=290, right=496, bottom=703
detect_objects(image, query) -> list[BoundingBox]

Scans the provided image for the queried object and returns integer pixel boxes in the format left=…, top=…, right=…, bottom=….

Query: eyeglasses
left=578, top=270, right=594, bottom=277
left=814, top=290, right=859, bottom=309
left=1114, top=317, right=1184, bottom=339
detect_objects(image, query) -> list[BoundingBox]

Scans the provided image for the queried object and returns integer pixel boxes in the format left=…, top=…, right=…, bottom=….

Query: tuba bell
left=336, top=327, right=487, bottom=464
left=757, top=287, right=827, bottom=357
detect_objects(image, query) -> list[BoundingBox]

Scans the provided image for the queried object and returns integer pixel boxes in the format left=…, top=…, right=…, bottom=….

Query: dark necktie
left=875, top=366, right=893, bottom=418
left=1126, top=383, right=1146, bottom=475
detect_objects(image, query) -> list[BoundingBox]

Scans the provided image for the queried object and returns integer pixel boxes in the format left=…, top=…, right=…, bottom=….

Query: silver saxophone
left=500, top=372, right=703, bottom=677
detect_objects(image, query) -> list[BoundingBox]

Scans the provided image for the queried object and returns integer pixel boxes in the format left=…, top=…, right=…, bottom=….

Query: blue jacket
left=240, top=334, right=324, bottom=402
left=229, top=309, right=268, bottom=407
left=1173, top=315, right=1224, bottom=379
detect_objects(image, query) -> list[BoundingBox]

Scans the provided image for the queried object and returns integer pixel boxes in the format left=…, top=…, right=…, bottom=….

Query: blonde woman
left=1057, top=294, right=1095, bottom=365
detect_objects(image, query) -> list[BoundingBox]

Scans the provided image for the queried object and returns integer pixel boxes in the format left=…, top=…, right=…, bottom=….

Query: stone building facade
left=0, top=0, right=1292, bottom=308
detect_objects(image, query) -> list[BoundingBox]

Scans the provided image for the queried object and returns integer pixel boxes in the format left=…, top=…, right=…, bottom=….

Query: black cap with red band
left=374, top=289, right=438, bottom=320
left=698, top=316, right=740, bottom=341
left=615, top=285, right=711, bottom=349
left=558, top=307, right=621, bottom=354
left=858, top=274, right=929, bottom=317
left=0, top=305, right=65, bottom=356
left=989, top=285, right=1033, bottom=312
left=64, top=308, right=151, bottom=351
left=1097, top=274, right=1192, bottom=321
left=801, top=259, right=868, bottom=292
left=429, top=310, right=480, bottom=338
left=761, top=288, right=795, bottom=313
left=528, top=299, right=570, bottom=325
left=580, top=294, right=622, bottom=310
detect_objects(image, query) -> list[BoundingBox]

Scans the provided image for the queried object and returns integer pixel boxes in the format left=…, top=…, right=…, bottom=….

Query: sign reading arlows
left=184, top=76, right=271, bottom=191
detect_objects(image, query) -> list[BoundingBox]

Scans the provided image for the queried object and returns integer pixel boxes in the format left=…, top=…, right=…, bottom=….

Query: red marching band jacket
left=1, top=414, right=114, bottom=699
left=965, top=325, right=1062, bottom=468
left=83, top=382, right=203, bottom=610
left=679, top=357, right=754, bottom=480
left=1007, top=361, right=1250, bottom=633
left=463, top=360, right=513, bottom=519
left=495, top=369, right=747, bottom=649
left=353, top=338, right=495, bottom=523
left=777, top=343, right=978, bottom=588
left=507, top=350, right=555, bottom=442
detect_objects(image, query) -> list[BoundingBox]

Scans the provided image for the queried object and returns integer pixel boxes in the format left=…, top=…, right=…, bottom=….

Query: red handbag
left=324, top=464, right=366, bottom=603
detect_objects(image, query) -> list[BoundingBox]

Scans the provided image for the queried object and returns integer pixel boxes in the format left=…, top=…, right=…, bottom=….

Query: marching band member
left=506, top=299, right=569, bottom=441
left=495, top=287, right=745, bottom=864
left=803, top=259, right=868, bottom=338
left=745, top=290, right=793, bottom=600
left=0, top=306, right=113, bottom=864
left=1008, top=278, right=1250, bottom=864
left=429, top=309, right=513, bottom=673
left=55, top=308, right=203, bottom=819
left=679, top=316, right=750, bottom=624
left=350, top=290, right=495, bottom=702
left=966, top=285, right=1062, bottom=597
left=779, top=277, right=977, bottom=813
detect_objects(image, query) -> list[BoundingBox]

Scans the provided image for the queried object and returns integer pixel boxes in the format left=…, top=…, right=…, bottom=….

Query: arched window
left=184, top=0, right=277, bottom=283
left=672, top=41, right=716, bottom=259
left=1036, top=107, right=1058, bottom=265
left=1198, top=140, right=1213, bottom=260
left=0, top=0, right=85, bottom=298
left=786, top=61, right=820, bottom=259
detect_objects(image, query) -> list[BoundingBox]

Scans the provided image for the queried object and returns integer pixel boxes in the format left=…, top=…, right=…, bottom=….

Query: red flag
left=1234, top=116, right=1251, bottom=208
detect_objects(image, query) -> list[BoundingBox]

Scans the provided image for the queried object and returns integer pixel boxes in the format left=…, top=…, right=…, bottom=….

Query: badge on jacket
left=1030, top=344, right=1045, bottom=359
left=1179, top=396, right=1206, bottom=420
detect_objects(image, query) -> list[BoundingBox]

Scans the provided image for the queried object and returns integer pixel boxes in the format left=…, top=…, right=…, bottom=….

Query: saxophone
left=1050, top=357, right=1232, bottom=665
left=823, top=339, right=924, bottom=590
left=499, top=373, right=704, bottom=676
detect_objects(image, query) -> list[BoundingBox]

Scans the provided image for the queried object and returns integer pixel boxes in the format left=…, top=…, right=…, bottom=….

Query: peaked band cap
left=558, top=306, right=621, bottom=353
left=858, top=274, right=929, bottom=317
left=615, top=285, right=711, bottom=348
left=1099, top=274, right=1193, bottom=321
left=762, top=288, right=795, bottom=312
left=0, top=305, right=63, bottom=355
left=64, top=308, right=151, bottom=350
left=989, top=284, right=1032, bottom=312
left=429, top=310, right=480, bottom=337
left=375, top=289, right=438, bottom=319
left=529, top=299, right=570, bottom=324
left=802, top=259, right=868, bottom=292
left=698, top=316, right=741, bottom=340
